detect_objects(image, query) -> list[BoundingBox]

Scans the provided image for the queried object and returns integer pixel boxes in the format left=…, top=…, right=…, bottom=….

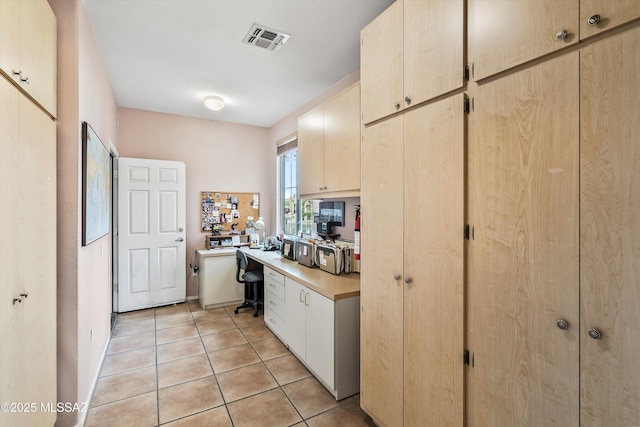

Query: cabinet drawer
left=265, top=276, right=285, bottom=300
left=264, top=308, right=286, bottom=338
left=264, top=288, right=285, bottom=318
left=264, top=266, right=284, bottom=285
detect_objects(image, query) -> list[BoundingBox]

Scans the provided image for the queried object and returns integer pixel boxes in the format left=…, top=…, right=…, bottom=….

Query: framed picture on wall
left=82, top=121, right=111, bottom=246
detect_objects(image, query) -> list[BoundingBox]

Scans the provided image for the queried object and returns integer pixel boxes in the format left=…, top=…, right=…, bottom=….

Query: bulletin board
left=201, top=191, right=260, bottom=232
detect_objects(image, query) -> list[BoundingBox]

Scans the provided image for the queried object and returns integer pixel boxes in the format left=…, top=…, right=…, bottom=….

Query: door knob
left=556, top=319, right=569, bottom=330
left=588, top=328, right=602, bottom=340
left=394, top=102, right=401, bottom=110
left=393, top=274, right=401, bottom=281
left=175, top=237, right=184, bottom=242
left=587, top=15, right=601, bottom=26
left=404, top=96, right=411, bottom=105
left=404, top=277, right=412, bottom=284
left=556, top=29, right=568, bottom=40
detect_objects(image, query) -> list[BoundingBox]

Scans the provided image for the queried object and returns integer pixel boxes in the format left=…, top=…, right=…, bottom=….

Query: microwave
left=281, top=237, right=298, bottom=260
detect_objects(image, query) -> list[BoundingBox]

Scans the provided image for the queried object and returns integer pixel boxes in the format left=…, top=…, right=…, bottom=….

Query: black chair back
left=236, top=250, right=248, bottom=283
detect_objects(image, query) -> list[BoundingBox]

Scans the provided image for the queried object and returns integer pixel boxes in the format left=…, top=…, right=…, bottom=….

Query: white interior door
left=117, top=157, right=186, bottom=312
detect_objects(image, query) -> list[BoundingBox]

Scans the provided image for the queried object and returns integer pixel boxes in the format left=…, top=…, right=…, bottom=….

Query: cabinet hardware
left=12, top=70, right=29, bottom=84
left=394, top=102, right=401, bottom=110
left=464, top=349, right=470, bottom=365
left=463, top=65, right=470, bottom=81
left=404, top=277, right=412, bottom=284
left=300, top=290, right=304, bottom=303
left=393, top=274, right=401, bottom=281
left=404, top=96, right=412, bottom=105
left=464, top=224, right=474, bottom=240
left=588, top=328, right=602, bottom=340
left=13, top=297, right=22, bottom=305
left=464, top=98, right=470, bottom=114
left=588, top=15, right=601, bottom=26
left=556, top=29, right=568, bottom=40
left=556, top=319, right=569, bottom=330
left=304, top=292, right=310, bottom=306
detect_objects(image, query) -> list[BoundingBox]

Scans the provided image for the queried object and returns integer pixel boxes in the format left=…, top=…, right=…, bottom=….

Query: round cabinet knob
left=394, top=102, right=401, bottom=110
left=588, top=328, right=602, bottom=340
left=556, top=29, right=568, bottom=40
left=393, top=274, right=401, bottom=281
left=404, top=277, right=412, bottom=284
left=556, top=319, right=569, bottom=330
left=404, top=96, right=412, bottom=105
left=588, top=15, right=601, bottom=26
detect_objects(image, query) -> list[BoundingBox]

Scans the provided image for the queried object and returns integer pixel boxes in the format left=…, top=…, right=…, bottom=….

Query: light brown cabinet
left=0, top=0, right=56, bottom=117
left=579, top=25, right=640, bottom=426
left=0, top=75, right=57, bottom=427
left=466, top=52, right=581, bottom=427
left=471, top=0, right=579, bottom=80
left=298, top=82, right=360, bottom=198
left=361, top=94, right=464, bottom=427
left=580, top=0, right=640, bottom=40
left=466, top=25, right=640, bottom=427
left=361, top=0, right=464, bottom=124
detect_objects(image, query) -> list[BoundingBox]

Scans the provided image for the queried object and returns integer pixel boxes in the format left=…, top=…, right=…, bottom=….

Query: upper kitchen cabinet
left=580, top=0, right=640, bottom=40
left=361, top=0, right=464, bottom=124
left=0, top=0, right=56, bottom=117
left=471, top=0, right=578, bottom=80
left=298, top=82, right=361, bottom=198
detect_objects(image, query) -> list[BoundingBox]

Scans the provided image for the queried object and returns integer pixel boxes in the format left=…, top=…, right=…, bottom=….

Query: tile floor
left=85, top=300, right=375, bottom=427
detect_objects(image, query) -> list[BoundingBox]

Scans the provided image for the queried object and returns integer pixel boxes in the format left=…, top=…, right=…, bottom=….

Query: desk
left=196, top=249, right=244, bottom=309
left=242, top=248, right=360, bottom=400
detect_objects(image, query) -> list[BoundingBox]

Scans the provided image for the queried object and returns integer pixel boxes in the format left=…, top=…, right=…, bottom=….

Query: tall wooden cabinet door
left=19, top=0, right=56, bottom=117
left=467, top=52, right=580, bottom=426
left=360, top=115, right=404, bottom=426
left=0, top=0, right=20, bottom=77
left=404, top=0, right=464, bottom=106
left=0, top=77, right=26, bottom=427
left=323, top=82, right=360, bottom=193
left=403, top=96, right=464, bottom=426
left=18, top=90, right=56, bottom=427
left=298, top=105, right=324, bottom=195
left=580, top=0, right=640, bottom=40
left=472, top=0, right=578, bottom=80
left=361, top=0, right=403, bottom=125
left=580, top=26, right=640, bottom=427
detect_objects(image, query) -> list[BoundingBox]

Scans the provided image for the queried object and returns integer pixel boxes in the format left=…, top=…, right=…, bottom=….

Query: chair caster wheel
left=253, top=312, right=258, bottom=318
left=234, top=309, right=239, bottom=315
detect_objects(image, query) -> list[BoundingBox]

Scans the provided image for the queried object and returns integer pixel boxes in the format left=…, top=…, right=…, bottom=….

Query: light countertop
left=243, top=248, right=360, bottom=301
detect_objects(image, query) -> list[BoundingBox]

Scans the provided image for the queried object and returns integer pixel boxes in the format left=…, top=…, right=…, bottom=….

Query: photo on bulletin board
left=201, top=191, right=260, bottom=232
left=82, top=122, right=111, bottom=246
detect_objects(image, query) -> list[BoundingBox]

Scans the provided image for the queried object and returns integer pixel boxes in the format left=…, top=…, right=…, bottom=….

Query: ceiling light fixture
left=204, top=95, right=224, bottom=111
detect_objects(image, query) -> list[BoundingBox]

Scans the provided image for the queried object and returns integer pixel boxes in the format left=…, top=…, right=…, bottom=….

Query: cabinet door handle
left=304, top=292, right=310, bottom=306
left=587, top=14, right=601, bottom=26
left=394, top=102, right=401, bottom=110
left=393, top=274, right=401, bottom=281
left=588, top=328, right=602, bottom=340
left=12, top=70, right=29, bottom=84
left=404, top=96, right=411, bottom=105
left=556, top=319, right=569, bottom=330
left=556, top=29, right=568, bottom=40
left=300, top=290, right=304, bottom=303
left=404, top=277, right=412, bottom=284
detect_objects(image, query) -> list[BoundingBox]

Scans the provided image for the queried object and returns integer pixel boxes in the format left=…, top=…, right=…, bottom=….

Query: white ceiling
left=83, top=0, right=395, bottom=128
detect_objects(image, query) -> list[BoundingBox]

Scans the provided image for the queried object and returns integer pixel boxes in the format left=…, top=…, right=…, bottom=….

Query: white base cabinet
left=196, top=250, right=244, bottom=310
left=264, top=269, right=360, bottom=400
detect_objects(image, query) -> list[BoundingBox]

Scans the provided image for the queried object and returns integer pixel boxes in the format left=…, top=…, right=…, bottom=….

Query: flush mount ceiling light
left=204, top=95, right=224, bottom=111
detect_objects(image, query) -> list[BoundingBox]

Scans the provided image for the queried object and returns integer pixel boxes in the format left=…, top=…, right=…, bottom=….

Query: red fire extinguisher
left=354, top=205, right=360, bottom=271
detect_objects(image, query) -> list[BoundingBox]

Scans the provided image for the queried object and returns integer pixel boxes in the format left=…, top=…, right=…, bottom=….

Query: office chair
left=234, top=250, right=264, bottom=317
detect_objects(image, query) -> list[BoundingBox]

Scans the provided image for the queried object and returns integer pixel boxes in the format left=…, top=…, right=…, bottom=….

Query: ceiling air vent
left=242, top=23, right=291, bottom=52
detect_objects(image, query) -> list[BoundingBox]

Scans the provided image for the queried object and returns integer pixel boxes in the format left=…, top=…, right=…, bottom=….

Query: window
left=281, top=149, right=298, bottom=235
left=278, top=139, right=314, bottom=236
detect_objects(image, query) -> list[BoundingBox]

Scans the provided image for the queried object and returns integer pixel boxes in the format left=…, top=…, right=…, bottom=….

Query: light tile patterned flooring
left=85, top=300, right=375, bottom=427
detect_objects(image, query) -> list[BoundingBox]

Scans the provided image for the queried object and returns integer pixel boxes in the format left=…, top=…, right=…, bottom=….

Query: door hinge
left=113, top=282, right=118, bottom=292
left=464, top=224, right=474, bottom=240
left=463, top=65, right=470, bottom=81
left=464, top=349, right=474, bottom=367
left=114, top=169, right=119, bottom=179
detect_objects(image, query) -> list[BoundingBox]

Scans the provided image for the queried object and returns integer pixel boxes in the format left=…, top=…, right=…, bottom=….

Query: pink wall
left=49, top=0, right=118, bottom=425
left=117, top=108, right=274, bottom=297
